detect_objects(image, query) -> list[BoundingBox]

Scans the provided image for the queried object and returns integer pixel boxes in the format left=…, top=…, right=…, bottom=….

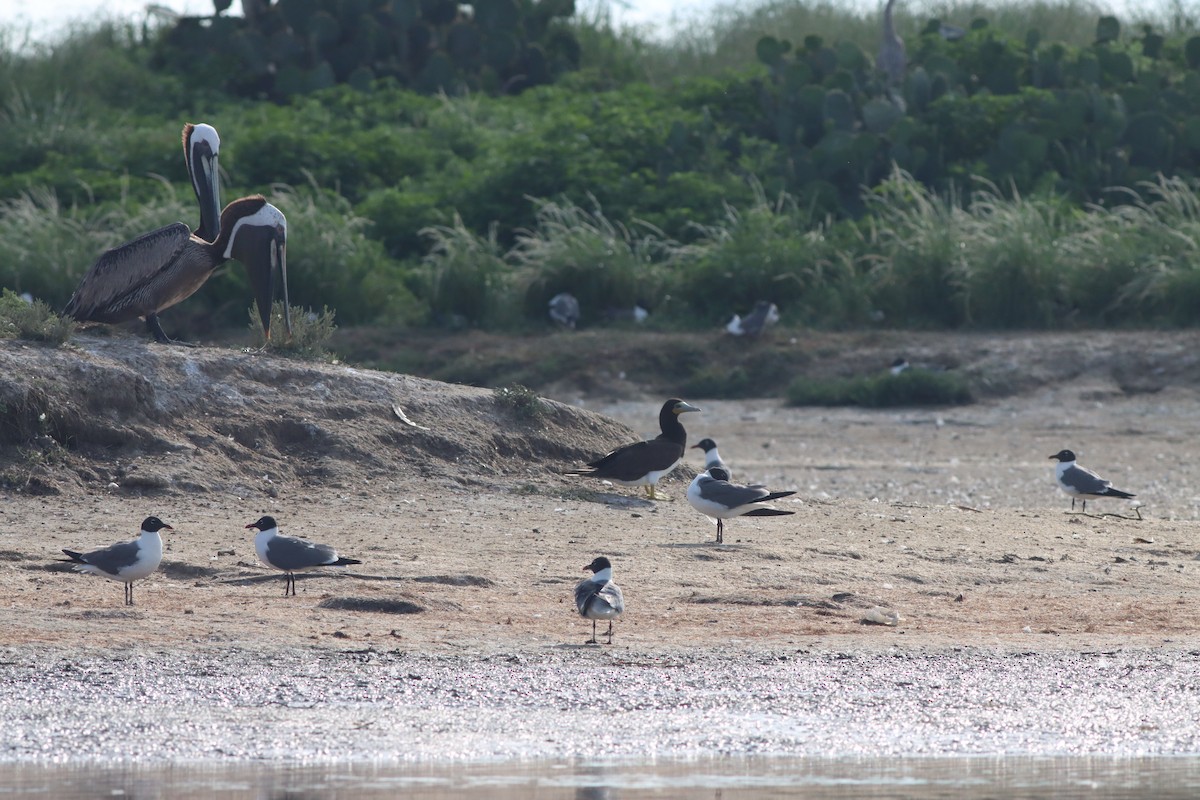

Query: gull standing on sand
left=575, top=556, right=625, bottom=645
left=61, top=516, right=175, bottom=605
left=245, top=515, right=362, bottom=596
left=691, top=437, right=731, bottom=480
left=1049, top=449, right=1136, bottom=512
left=565, top=398, right=700, bottom=500
left=686, top=468, right=796, bottom=543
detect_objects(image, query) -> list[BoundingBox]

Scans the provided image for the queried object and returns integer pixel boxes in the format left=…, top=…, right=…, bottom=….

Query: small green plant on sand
left=787, top=368, right=972, bottom=408
left=493, top=384, right=546, bottom=420
left=250, top=301, right=337, bottom=361
left=0, top=289, right=75, bottom=344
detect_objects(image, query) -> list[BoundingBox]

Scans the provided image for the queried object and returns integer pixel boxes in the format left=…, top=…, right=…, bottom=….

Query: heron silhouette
left=878, top=0, right=907, bottom=106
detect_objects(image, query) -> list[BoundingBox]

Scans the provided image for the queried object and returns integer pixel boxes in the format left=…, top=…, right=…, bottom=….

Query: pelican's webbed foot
left=146, top=314, right=198, bottom=347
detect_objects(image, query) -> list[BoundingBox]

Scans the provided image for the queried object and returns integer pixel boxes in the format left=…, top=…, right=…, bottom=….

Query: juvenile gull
left=548, top=292, right=580, bottom=329
left=245, top=515, right=362, bottom=596
left=565, top=398, right=700, bottom=500
left=691, top=437, right=731, bottom=480
left=61, top=516, right=174, bottom=605
left=575, top=556, right=625, bottom=645
left=686, top=468, right=795, bottom=543
left=1049, top=449, right=1136, bottom=512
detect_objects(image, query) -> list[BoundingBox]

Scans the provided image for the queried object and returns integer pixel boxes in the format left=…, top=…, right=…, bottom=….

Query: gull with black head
left=61, top=516, right=175, bottom=606
left=687, top=468, right=795, bottom=543
left=575, top=556, right=625, bottom=645
left=1049, top=449, right=1136, bottom=512
left=691, top=437, right=731, bottom=480
left=245, top=516, right=362, bottom=596
left=565, top=398, right=700, bottom=500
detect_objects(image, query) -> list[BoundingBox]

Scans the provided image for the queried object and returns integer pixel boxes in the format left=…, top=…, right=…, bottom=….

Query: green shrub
left=0, top=289, right=75, bottom=344
left=786, top=368, right=973, bottom=407
left=252, top=301, right=336, bottom=361
left=493, top=384, right=547, bottom=421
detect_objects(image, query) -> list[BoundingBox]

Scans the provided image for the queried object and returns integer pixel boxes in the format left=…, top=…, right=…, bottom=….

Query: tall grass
left=677, top=182, right=875, bottom=326
left=510, top=196, right=678, bottom=326
left=420, top=214, right=511, bottom=327
left=0, top=181, right=193, bottom=308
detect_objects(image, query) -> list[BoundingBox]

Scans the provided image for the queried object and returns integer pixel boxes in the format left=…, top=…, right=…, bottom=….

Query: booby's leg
left=146, top=313, right=198, bottom=347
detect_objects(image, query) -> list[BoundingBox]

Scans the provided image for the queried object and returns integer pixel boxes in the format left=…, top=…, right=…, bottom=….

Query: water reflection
left=3, top=756, right=1200, bottom=799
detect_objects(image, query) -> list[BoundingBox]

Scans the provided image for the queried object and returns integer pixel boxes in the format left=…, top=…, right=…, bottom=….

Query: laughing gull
left=61, top=516, right=174, bottom=605
left=565, top=398, right=700, bottom=500
left=686, top=468, right=795, bottom=543
left=1049, top=450, right=1136, bottom=512
left=548, top=292, right=580, bottom=329
left=691, top=437, right=731, bottom=480
left=575, top=556, right=625, bottom=645
left=726, top=301, right=780, bottom=337
left=245, top=515, right=362, bottom=596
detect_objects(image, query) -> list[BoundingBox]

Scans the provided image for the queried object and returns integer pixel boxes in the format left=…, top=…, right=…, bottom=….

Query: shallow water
left=5, top=756, right=1200, bottom=799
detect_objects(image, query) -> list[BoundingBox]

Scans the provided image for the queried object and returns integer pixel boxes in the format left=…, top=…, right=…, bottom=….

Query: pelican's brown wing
left=65, top=223, right=194, bottom=323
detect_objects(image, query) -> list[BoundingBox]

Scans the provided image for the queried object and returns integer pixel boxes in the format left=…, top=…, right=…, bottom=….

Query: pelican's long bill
left=223, top=201, right=292, bottom=341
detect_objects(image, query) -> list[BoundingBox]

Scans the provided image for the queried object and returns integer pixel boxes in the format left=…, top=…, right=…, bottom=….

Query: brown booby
left=245, top=516, right=361, bottom=596
left=686, top=468, right=795, bottom=543
left=64, top=195, right=292, bottom=345
left=1049, top=450, right=1136, bottom=512
left=60, top=516, right=175, bottom=606
left=565, top=398, right=700, bottom=500
left=575, top=556, right=625, bottom=645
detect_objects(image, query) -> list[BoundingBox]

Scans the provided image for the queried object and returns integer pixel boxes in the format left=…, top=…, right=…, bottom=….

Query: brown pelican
left=183, top=122, right=222, bottom=242
left=64, top=195, right=292, bottom=344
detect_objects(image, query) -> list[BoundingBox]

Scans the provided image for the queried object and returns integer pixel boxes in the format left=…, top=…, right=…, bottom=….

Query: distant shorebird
left=1049, top=450, right=1136, bottom=512
left=691, top=437, right=731, bottom=480
left=686, top=468, right=795, bottom=543
left=61, top=516, right=175, bottom=605
left=878, top=0, right=907, bottom=87
left=575, top=556, right=625, bottom=645
left=565, top=398, right=700, bottom=500
left=726, top=301, right=780, bottom=337
left=245, top=516, right=362, bottom=596
left=548, top=292, right=580, bottom=329
left=889, top=357, right=910, bottom=375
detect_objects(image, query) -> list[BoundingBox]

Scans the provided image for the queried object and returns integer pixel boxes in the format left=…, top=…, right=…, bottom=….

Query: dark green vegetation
left=0, top=290, right=75, bottom=344
left=2, top=0, right=1200, bottom=372
left=154, top=0, right=581, bottom=100
left=786, top=367, right=973, bottom=407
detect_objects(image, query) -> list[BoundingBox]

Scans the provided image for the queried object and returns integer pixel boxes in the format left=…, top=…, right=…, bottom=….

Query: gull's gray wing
left=80, top=541, right=141, bottom=576
left=598, top=581, right=624, bottom=614
left=265, top=535, right=340, bottom=571
left=698, top=479, right=774, bottom=508
left=1061, top=464, right=1112, bottom=495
